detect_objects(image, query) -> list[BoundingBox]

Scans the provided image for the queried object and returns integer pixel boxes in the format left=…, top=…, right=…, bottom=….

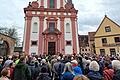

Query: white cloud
left=0, top=0, right=120, bottom=42
left=73, top=0, right=120, bottom=35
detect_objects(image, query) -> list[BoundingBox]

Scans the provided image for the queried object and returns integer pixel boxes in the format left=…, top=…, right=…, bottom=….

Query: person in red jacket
left=103, top=62, right=114, bottom=80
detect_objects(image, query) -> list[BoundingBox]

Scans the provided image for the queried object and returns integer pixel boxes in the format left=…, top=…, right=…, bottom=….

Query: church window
left=31, top=41, right=37, bottom=46
left=49, top=22, right=55, bottom=32
left=32, top=22, right=38, bottom=33
left=66, top=23, right=70, bottom=33
left=66, top=41, right=71, bottom=45
left=50, top=0, right=55, bottom=8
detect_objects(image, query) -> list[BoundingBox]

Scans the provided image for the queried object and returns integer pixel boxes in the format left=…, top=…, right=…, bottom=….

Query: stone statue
left=65, top=0, right=74, bottom=9
left=67, top=0, right=72, bottom=4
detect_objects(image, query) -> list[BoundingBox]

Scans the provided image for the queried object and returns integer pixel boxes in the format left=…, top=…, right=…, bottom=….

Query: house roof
left=95, top=15, right=120, bottom=36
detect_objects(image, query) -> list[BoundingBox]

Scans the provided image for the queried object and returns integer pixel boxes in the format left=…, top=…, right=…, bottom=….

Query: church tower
left=23, top=0, right=79, bottom=55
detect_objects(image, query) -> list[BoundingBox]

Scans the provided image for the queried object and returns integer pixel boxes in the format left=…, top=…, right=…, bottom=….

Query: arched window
left=66, top=23, right=70, bottom=33
left=32, top=22, right=38, bottom=33
left=50, top=0, right=55, bottom=8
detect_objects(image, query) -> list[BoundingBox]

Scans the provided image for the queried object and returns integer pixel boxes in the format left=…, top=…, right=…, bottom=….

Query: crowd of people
left=0, top=53, right=120, bottom=80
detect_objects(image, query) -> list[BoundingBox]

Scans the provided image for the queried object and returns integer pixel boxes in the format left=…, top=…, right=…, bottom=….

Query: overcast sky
left=0, top=0, right=120, bottom=42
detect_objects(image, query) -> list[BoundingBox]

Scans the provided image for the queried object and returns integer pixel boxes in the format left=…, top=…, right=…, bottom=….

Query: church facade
left=23, top=0, right=79, bottom=55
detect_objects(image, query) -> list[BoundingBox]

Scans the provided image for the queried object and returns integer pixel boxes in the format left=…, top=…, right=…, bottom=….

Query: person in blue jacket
left=61, top=62, right=75, bottom=80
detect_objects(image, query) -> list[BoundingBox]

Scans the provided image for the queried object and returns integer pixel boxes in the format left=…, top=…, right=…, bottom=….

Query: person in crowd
left=13, top=56, right=31, bottom=80
left=73, top=75, right=89, bottom=80
left=0, top=68, right=9, bottom=80
left=87, top=61, right=103, bottom=80
left=61, top=62, right=75, bottom=80
left=112, top=60, right=120, bottom=80
left=0, top=56, right=3, bottom=77
left=3, top=60, right=14, bottom=79
left=77, top=56, right=84, bottom=74
left=37, top=66, right=51, bottom=80
left=28, top=59, right=35, bottom=80
left=40, top=59, right=51, bottom=76
left=103, top=62, right=114, bottom=80
left=52, top=56, right=65, bottom=80
left=33, top=61, right=40, bottom=80
left=71, top=60, right=83, bottom=75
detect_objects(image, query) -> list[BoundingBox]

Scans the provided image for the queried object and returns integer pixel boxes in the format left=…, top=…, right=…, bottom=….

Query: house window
left=102, top=38, right=107, bottom=43
left=110, top=48, right=116, bottom=56
left=31, top=41, right=37, bottom=46
left=50, top=0, right=55, bottom=8
left=66, top=41, right=71, bottom=45
left=66, top=23, right=70, bottom=33
left=49, top=22, right=55, bottom=32
left=85, top=49, right=87, bottom=51
left=100, top=49, right=105, bottom=56
left=32, top=22, right=38, bottom=33
left=105, top=26, right=111, bottom=32
left=114, top=37, right=120, bottom=42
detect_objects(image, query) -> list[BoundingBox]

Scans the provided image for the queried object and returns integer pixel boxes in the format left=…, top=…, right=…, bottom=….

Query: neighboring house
left=88, top=32, right=96, bottom=55
left=78, top=35, right=91, bottom=55
left=23, top=0, right=79, bottom=55
left=0, top=33, right=15, bottom=56
left=14, top=47, right=23, bottom=54
left=94, top=15, right=120, bottom=56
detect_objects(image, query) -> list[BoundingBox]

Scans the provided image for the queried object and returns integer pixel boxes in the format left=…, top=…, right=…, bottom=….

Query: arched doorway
left=0, top=41, right=9, bottom=56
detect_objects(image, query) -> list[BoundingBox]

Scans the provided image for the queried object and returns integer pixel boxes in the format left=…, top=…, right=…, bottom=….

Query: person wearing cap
left=3, top=60, right=14, bottom=79
left=71, top=60, right=83, bottom=76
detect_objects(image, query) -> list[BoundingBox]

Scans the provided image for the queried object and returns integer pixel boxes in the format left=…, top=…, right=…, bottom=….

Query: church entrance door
left=48, top=42, right=55, bottom=55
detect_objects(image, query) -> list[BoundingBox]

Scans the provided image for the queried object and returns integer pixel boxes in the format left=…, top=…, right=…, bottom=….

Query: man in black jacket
left=14, top=56, right=31, bottom=80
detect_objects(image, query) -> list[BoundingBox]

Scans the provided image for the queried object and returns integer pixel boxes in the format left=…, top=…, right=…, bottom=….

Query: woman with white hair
left=61, top=62, right=75, bottom=80
left=112, top=60, right=120, bottom=80
left=87, top=61, right=103, bottom=80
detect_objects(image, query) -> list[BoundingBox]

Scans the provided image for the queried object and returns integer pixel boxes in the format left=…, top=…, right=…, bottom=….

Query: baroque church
left=23, top=0, right=79, bottom=55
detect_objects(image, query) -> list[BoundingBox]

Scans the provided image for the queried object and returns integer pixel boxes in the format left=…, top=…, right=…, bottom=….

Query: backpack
left=37, top=74, right=51, bottom=80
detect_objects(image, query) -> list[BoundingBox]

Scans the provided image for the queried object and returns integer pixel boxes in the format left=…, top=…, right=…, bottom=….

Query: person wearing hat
left=3, top=60, right=14, bottom=80
left=71, top=60, right=83, bottom=76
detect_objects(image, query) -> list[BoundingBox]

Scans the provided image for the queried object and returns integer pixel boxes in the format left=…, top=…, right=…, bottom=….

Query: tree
left=0, top=26, right=20, bottom=46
